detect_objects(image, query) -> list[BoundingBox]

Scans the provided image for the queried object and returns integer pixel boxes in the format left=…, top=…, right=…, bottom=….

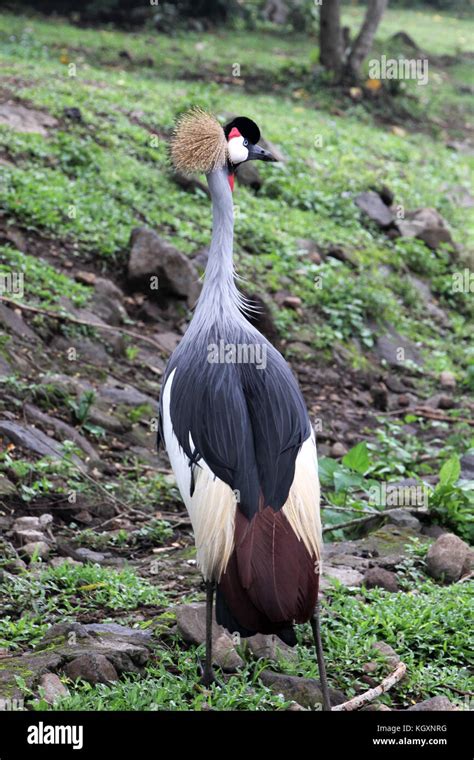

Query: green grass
left=0, top=563, right=169, bottom=650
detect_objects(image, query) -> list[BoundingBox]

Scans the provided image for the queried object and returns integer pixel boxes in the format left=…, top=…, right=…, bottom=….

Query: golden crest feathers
left=170, top=107, right=227, bottom=175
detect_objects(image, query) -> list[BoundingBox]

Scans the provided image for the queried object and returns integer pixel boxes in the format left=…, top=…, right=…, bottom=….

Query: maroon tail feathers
left=217, top=507, right=319, bottom=641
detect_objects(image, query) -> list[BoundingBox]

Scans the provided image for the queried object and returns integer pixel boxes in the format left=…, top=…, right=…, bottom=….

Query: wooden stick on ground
left=332, top=662, right=407, bottom=711
left=0, top=296, right=167, bottom=355
left=323, top=507, right=428, bottom=534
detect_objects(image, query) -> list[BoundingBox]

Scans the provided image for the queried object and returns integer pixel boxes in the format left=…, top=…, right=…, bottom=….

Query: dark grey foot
left=198, top=659, right=222, bottom=688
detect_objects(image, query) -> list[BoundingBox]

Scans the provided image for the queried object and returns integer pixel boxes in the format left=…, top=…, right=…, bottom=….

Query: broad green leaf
left=342, top=442, right=371, bottom=475
left=439, top=455, right=461, bottom=487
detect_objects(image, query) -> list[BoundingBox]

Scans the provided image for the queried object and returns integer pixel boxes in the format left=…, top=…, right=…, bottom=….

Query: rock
left=396, top=208, right=454, bottom=251
left=439, top=370, right=456, bottom=389
left=98, top=383, right=155, bottom=407
left=236, top=161, right=263, bottom=191
left=460, top=453, right=474, bottom=481
left=282, top=296, right=302, bottom=309
left=50, top=557, right=82, bottom=569
left=175, top=603, right=242, bottom=670
left=407, top=697, right=459, bottom=711
left=64, top=106, right=82, bottom=122
left=0, top=101, right=57, bottom=135
left=39, top=513, right=53, bottom=528
left=86, top=406, right=130, bottom=434
left=321, top=566, right=364, bottom=590
left=38, top=673, right=70, bottom=704
left=213, top=634, right=244, bottom=672
left=259, top=671, right=346, bottom=709
left=363, top=567, right=399, bottom=592
left=330, top=442, right=348, bottom=458
left=296, top=239, right=322, bottom=264
left=0, top=650, right=62, bottom=701
left=91, top=278, right=128, bottom=326
left=128, top=227, right=200, bottom=305
left=51, top=335, right=112, bottom=367
left=153, top=331, right=181, bottom=355
left=386, top=509, right=421, bottom=531
left=355, top=191, right=394, bottom=228
left=175, top=602, right=222, bottom=644
left=19, top=541, right=50, bottom=561
left=12, top=516, right=41, bottom=531
left=0, top=420, right=84, bottom=466
left=246, top=633, right=298, bottom=664
left=14, top=529, right=47, bottom=544
left=73, top=548, right=108, bottom=564
left=171, top=170, right=210, bottom=197
left=83, top=623, right=152, bottom=646
left=372, top=641, right=400, bottom=669
left=0, top=303, right=39, bottom=342
left=426, top=533, right=473, bottom=583
left=65, top=653, right=118, bottom=684
left=374, top=328, right=423, bottom=369
left=23, top=403, right=100, bottom=465
left=0, top=475, right=16, bottom=496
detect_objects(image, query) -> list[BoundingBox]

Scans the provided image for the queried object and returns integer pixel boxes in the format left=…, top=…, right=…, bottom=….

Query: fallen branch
left=323, top=507, right=427, bottom=534
left=411, top=407, right=474, bottom=427
left=0, top=296, right=167, bottom=356
left=332, top=662, right=407, bottom=711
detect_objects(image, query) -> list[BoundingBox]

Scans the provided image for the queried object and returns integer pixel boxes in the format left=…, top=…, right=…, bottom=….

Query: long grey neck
left=189, top=167, right=248, bottom=335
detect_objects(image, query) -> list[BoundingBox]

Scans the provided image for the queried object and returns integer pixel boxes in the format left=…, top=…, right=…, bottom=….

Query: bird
left=158, top=108, right=330, bottom=709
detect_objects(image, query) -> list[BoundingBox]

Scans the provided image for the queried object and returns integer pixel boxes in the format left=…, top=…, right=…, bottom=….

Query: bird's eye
left=243, top=139, right=248, bottom=146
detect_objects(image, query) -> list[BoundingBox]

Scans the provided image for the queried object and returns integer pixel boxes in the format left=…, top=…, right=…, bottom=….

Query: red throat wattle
left=228, top=173, right=235, bottom=192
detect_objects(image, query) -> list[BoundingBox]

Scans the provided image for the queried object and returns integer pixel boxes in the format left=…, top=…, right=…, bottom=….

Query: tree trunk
left=345, top=0, right=388, bottom=79
left=319, top=0, right=343, bottom=75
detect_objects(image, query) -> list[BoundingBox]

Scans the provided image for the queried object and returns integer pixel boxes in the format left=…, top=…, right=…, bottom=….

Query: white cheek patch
left=228, top=135, right=249, bottom=165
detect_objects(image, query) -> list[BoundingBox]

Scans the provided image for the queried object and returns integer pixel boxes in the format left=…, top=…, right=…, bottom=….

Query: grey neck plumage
left=187, top=167, right=250, bottom=338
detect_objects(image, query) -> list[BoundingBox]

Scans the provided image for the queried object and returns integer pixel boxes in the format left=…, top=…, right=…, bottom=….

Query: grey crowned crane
left=158, top=108, right=330, bottom=709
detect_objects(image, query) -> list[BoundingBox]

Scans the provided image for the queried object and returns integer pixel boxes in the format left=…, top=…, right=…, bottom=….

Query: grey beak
left=247, top=143, right=277, bottom=162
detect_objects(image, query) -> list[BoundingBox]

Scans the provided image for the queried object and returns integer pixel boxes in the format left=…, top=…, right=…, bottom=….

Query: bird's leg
left=201, top=579, right=216, bottom=687
left=310, top=600, right=331, bottom=712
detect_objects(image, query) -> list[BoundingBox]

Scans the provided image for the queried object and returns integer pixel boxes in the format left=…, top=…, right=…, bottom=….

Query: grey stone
left=460, top=453, right=474, bottom=481
left=19, top=541, right=50, bottom=560
left=321, top=565, right=364, bottom=590
left=246, top=633, right=298, bottom=664
left=0, top=421, right=67, bottom=459
left=0, top=475, right=16, bottom=496
left=363, top=567, right=399, bottom=592
left=426, top=533, right=473, bottom=583
left=355, top=191, right=394, bottom=228
left=128, top=227, right=201, bottom=305
left=91, top=278, right=128, bottom=326
left=0, top=101, right=57, bottom=135
left=14, top=529, right=47, bottom=544
left=259, top=671, right=346, bottom=709
left=65, top=653, right=118, bottom=684
left=407, top=697, right=459, bottom=711
left=439, top=370, right=456, bottom=389
left=23, top=403, right=100, bottom=464
left=374, top=328, right=423, bottom=369
left=12, top=516, right=41, bottom=531
left=38, top=673, right=70, bottom=704
left=396, top=208, right=454, bottom=251
left=386, top=509, right=421, bottom=531
left=372, top=641, right=400, bottom=669
left=213, top=634, right=244, bottom=672
left=83, top=623, right=152, bottom=646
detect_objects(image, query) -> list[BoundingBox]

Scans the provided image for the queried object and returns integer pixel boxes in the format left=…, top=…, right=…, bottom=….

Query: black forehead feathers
left=223, top=116, right=261, bottom=144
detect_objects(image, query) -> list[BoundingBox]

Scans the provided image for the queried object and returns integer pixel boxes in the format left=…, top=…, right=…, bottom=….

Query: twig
left=332, top=662, right=407, bottom=711
left=411, top=407, right=474, bottom=427
left=0, top=296, right=167, bottom=354
left=323, top=507, right=428, bottom=534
